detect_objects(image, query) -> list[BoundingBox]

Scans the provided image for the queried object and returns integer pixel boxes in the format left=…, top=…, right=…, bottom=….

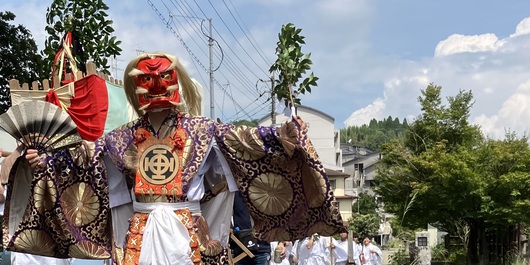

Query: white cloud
left=344, top=98, right=385, bottom=126
left=511, top=17, right=530, bottom=37
left=345, top=17, right=530, bottom=139
left=434, top=33, right=504, bottom=57
left=344, top=65, right=428, bottom=128
left=473, top=79, right=530, bottom=138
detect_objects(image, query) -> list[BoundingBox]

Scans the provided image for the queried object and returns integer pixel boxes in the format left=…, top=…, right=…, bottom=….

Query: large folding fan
left=0, top=100, right=82, bottom=152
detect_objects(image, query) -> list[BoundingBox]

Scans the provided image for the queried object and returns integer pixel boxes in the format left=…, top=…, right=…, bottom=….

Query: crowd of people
left=265, top=234, right=382, bottom=265
left=229, top=218, right=383, bottom=265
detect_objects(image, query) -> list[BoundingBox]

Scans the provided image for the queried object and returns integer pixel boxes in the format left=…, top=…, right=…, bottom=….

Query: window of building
left=417, top=237, right=427, bottom=246
left=364, top=180, right=371, bottom=187
left=329, top=179, right=336, bottom=189
left=354, top=163, right=364, bottom=174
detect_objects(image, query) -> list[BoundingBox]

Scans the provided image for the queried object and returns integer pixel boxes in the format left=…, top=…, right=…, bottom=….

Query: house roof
left=325, top=168, right=350, bottom=177
left=342, top=152, right=381, bottom=167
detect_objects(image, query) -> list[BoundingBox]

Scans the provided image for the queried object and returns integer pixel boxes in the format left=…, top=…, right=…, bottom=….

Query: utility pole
left=208, top=18, right=215, bottom=120
left=271, top=73, right=276, bottom=125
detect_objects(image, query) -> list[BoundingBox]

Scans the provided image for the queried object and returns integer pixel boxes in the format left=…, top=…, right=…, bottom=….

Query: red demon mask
left=135, top=57, right=181, bottom=111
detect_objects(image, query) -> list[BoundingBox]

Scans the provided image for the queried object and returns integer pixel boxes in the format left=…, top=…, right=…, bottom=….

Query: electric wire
left=175, top=0, right=266, bottom=101
left=151, top=0, right=272, bottom=121
left=147, top=0, right=253, bottom=119
left=161, top=1, right=209, bottom=86
left=206, top=0, right=269, bottom=77
left=222, top=0, right=272, bottom=66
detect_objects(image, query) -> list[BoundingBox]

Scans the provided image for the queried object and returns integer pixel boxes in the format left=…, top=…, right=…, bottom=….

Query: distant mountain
left=340, top=116, right=408, bottom=150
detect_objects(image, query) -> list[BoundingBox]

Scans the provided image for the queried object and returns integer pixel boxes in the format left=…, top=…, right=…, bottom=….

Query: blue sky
left=4, top=0, right=530, bottom=139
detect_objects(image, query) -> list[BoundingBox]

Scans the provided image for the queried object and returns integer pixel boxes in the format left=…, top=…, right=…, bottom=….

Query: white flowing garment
left=361, top=243, right=382, bottom=265
left=294, top=236, right=332, bottom=265
left=135, top=203, right=196, bottom=265
left=333, top=238, right=349, bottom=265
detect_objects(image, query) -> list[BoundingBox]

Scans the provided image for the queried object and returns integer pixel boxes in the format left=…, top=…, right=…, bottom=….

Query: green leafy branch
left=269, top=23, right=319, bottom=108
left=43, top=0, right=122, bottom=75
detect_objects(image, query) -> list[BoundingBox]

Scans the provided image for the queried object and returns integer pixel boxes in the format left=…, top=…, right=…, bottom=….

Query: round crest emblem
left=138, top=144, right=180, bottom=185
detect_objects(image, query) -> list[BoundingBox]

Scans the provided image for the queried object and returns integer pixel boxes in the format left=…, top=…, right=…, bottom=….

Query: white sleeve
left=188, top=138, right=238, bottom=201
left=104, top=155, right=131, bottom=208
left=373, top=245, right=382, bottom=256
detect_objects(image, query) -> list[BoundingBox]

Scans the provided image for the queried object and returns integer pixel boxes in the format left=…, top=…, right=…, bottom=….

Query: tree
left=473, top=133, right=530, bottom=225
left=0, top=11, right=46, bottom=114
left=350, top=192, right=381, bottom=239
left=231, top=119, right=258, bottom=126
left=376, top=84, right=480, bottom=260
left=269, top=23, right=318, bottom=108
left=471, top=133, right=530, bottom=263
left=348, top=213, right=380, bottom=239
left=352, top=192, right=378, bottom=215
left=43, top=0, right=122, bottom=75
left=340, top=117, right=408, bottom=149
left=376, top=83, right=530, bottom=264
left=404, top=84, right=482, bottom=154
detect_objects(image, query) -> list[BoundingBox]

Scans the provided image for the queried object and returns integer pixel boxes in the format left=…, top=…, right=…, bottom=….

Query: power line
left=150, top=0, right=273, bottom=121
left=147, top=0, right=253, bottom=119
left=222, top=0, right=272, bottom=66
left=206, top=0, right=269, bottom=77
left=171, top=0, right=267, bottom=105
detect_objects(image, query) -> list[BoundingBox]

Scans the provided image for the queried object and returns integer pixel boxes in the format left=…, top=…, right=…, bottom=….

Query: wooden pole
left=330, top=237, right=334, bottom=265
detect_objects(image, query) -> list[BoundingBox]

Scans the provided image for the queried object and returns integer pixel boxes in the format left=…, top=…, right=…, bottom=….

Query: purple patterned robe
left=3, top=110, right=344, bottom=263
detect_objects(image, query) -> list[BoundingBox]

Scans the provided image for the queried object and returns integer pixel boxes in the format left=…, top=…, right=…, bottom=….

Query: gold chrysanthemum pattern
left=34, top=179, right=57, bottom=214
left=62, top=182, right=100, bottom=226
left=249, top=173, right=293, bottom=216
left=224, top=126, right=265, bottom=160
left=301, top=165, right=328, bottom=208
left=13, top=229, right=55, bottom=256
left=69, top=240, right=110, bottom=259
left=276, top=122, right=299, bottom=157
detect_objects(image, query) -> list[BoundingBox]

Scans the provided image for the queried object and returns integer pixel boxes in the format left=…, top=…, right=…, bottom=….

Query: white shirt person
left=360, top=236, right=382, bottom=265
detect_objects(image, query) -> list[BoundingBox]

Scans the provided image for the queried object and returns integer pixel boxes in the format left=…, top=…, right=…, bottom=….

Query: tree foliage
left=269, top=23, right=318, bottom=108
left=352, top=192, right=379, bottom=215
left=377, top=84, right=483, bottom=228
left=43, top=0, right=122, bottom=74
left=348, top=213, right=380, bottom=239
left=0, top=11, right=46, bottom=114
left=340, top=116, right=408, bottom=150
left=474, top=133, right=530, bottom=225
left=376, top=83, right=530, bottom=264
left=405, top=84, right=481, bottom=154
left=349, top=192, right=380, bottom=239
left=231, top=119, right=258, bottom=127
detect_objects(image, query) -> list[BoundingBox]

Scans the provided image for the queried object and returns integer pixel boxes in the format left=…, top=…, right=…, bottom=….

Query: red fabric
left=44, top=90, right=62, bottom=108
left=66, top=75, right=109, bottom=141
left=51, top=32, right=73, bottom=88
